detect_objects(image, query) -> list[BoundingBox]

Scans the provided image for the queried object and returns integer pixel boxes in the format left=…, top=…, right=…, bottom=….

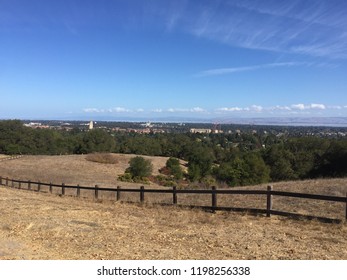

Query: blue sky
left=1, top=0, right=347, bottom=120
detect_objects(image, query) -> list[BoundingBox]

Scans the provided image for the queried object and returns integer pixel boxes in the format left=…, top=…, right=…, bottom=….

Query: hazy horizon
left=2, top=116, right=347, bottom=128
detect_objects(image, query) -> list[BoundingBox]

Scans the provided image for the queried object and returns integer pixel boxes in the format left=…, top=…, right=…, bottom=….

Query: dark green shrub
left=126, top=156, right=153, bottom=179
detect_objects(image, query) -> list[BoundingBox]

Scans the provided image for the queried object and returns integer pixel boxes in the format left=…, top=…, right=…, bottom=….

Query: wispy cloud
left=310, top=103, right=326, bottom=110
left=328, top=105, right=342, bottom=110
left=84, top=107, right=207, bottom=114
left=84, top=107, right=134, bottom=113
left=84, top=108, right=100, bottom=113
left=110, top=107, right=131, bottom=113
left=291, top=103, right=326, bottom=110
left=196, top=62, right=306, bottom=77
left=162, top=0, right=347, bottom=59
left=217, top=105, right=264, bottom=113
left=291, top=104, right=306, bottom=110
left=218, top=107, right=244, bottom=112
left=167, top=107, right=206, bottom=113
left=217, top=103, right=331, bottom=115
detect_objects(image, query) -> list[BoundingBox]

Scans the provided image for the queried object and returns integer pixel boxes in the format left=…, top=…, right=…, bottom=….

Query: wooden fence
left=1, top=176, right=346, bottom=223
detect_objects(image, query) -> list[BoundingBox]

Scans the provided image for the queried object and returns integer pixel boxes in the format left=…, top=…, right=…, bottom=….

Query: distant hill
left=216, top=117, right=347, bottom=127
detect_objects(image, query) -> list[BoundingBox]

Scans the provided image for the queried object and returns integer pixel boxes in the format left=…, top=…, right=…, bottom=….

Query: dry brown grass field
left=0, top=154, right=170, bottom=188
left=0, top=154, right=346, bottom=260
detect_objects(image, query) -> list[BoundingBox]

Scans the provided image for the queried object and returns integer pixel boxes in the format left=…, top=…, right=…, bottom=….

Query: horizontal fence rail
left=0, top=176, right=346, bottom=223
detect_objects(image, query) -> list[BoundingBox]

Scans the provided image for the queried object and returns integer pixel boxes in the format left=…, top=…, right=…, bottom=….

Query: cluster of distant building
left=22, top=120, right=347, bottom=138
left=24, top=122, right=50, bottom=129
left=24, top=121, right=86, bottom=131
left=23, top=120, right=242, bottom=135
left=190, top=128, right=230, bottom=134
left=89, top=121, right=166, bottom=134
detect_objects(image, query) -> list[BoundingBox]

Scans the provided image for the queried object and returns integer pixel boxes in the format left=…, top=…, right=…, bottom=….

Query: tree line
left=1, top=120, right=346, bottom=186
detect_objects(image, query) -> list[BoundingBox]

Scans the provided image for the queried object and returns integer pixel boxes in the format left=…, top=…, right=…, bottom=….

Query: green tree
left=213, top=158, right=244, bottom=186
left=287, top=137, right=329, bottom=179
left=241, top=152, right=270, bottom=185
left=166, top=157, right=183, bottom=180
left=187, top=146, right=215, bottom=181
left=312, top=140, right=347, bottom=177
left=126, top=156, right=153, bottom=179
left=75, top=129, right=116, bottom=154
left=214, top=152, right=270, bottom=187
left=263, top=145, right=296, bottom=181
left=187, top=163, right=202, bottom=182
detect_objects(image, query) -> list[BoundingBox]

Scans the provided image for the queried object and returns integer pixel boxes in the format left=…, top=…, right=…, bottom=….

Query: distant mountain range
left=215, top=117, right=347, bottom=127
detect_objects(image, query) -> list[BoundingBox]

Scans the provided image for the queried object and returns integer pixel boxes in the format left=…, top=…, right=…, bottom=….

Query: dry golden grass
left=0, top=154, right=170, bottom=188
left=0, top=186, right=346, bottom=260
left=0, top=154, right=347, bottom=260
left=0, top=154, right=346, bottom=220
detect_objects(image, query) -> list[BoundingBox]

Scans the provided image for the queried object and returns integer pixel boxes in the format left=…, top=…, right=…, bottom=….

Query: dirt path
left=1, top=186, right=346, bottom=260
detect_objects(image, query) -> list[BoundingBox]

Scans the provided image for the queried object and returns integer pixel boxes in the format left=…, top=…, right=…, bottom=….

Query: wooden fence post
left=11, top=179, right=14, bottom=188
left=116, top=186, right=121, bottom=201
left=173, top=186, right=177, bottom=205
left=0, top=176, right=2, bottom=185
left=62, top=183, right=65, bottom=196
left=38, top=181, right=41, bottom=192
left=77, top=184, right=80, bottom=197
left=267, top=185, right=273, bottom=217
left=140, top=186, right=145, bottom=203
left=18, top=181, right=21, bottom=189
left=95, top=185, right=99, bottom=200
left=212, top=186, right=217, bottom=212
left=28, top=180, right=31, bottom=190
left=49, top=182, right=53, bottom=194
left=6, top=177, right=9, bottom=186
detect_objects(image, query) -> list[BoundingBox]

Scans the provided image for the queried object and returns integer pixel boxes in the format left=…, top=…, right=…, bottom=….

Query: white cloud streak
left=217, top=103, right=331, bottom=114
left=218, top=107, right=243, bottom=112
left=291, top=103, right=326, bottom=110
left=196, top=62, right=309, bottom=77
left=83, top=108, right=100, bottom=113
left=291, top=104, right=306, bottom=110
left=310, top=103, right=326, bottom=110
left=83, top=107, right=134, bottom=113
left=167, top=107, right=206, bottom=113
left=161, top=0, right=347, bottom=59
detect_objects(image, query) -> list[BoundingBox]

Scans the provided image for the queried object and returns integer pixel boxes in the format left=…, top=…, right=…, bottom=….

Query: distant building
left=140, top=122, right=153, bottom=128
left=89, top=121, right=94, bottom=130
left=24, top=122, right=50, bottom=129
left=24, top=122, right=42, bottom=127
left=190, top=128, right=212, bottom=134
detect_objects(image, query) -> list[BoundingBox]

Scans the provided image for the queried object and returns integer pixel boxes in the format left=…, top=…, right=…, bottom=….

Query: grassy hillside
left=0, top=154, right=346, bottom=221
left=0, top=154, right=170, bottom=188
left=0, top=154, right=346, bottom=259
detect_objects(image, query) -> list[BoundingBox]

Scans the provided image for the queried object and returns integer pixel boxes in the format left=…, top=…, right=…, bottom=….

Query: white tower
left=89, top=121, right=94, bottom=130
